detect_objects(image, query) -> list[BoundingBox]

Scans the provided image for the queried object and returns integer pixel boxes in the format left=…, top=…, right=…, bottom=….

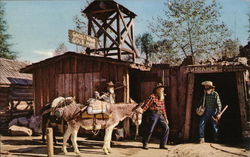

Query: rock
left=29, top=115, right=42, bottom=134
left=9, top=125, right=33, bottom=136
left=8, top=118, right=18, bottom=127
left=18, top=117, right=30, bottom=126
left=8, top=117, right=29, bottom=127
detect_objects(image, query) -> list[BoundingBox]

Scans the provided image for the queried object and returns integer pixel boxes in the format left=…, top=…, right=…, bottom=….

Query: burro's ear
left=132, top=105, right=139, bottom=112
left=73, top=96, right=76, bottom=100
left=139, top=102, right=144, bottom=106
left=129, top=98, right=136, bottom=103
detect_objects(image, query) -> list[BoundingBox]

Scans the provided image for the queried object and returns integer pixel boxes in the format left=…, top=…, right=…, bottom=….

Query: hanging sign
left=68, top=29, right=99, bottom=49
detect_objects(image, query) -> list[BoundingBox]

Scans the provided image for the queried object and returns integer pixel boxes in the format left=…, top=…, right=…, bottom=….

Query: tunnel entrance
left=190, top=72, right=243, bottom=144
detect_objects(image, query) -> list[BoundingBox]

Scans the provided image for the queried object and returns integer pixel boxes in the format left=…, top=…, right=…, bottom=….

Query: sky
left=4, top=0, right=250, bottom=62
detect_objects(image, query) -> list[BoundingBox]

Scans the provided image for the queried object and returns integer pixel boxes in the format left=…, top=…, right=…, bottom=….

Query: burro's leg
left=62, top=123, right=73, bottom=155
left=103, top=122, right=118, bottom=155
left=71, top=125, right=80, bottom=154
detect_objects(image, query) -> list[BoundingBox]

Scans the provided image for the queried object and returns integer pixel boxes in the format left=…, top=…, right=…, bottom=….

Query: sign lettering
left=68, top=30, right=99, bottom=49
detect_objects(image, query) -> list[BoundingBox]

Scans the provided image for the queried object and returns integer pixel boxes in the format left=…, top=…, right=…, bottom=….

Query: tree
left=151, top=0, right=230, bottom=62
left=73, top=0, right=94, bottom=33
left=136, top=33, right=180, bottom=64
left=136, top=33, right=154, bottom=62
left=0, top=2, right=16, bottom=59
left=53, top=43, right=68, bottom=56
left=215, top=39, right=239, bottom=59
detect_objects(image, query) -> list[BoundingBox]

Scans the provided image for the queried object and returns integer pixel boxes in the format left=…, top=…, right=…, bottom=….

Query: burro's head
left=131, top=104, right=143, bottom=126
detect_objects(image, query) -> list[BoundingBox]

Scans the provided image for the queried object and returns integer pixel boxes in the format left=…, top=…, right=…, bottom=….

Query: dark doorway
left=190, top=72, right=242, bottom=144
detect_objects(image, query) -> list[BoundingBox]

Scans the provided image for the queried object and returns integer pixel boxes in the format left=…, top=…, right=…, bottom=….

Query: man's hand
left=212, top=112, right=221, bottom=124
left=216, top=113, right=221, bottom=120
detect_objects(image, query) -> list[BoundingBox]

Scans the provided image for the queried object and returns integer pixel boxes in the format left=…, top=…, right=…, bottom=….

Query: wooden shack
left=0, top=58, right=33, bottom=111
left=133, top=59, right=249, bottom=143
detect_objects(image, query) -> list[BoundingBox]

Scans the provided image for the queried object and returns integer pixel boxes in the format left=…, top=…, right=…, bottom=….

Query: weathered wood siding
left=0, top=85, right=33, bottom=111
left=136, top=65, right=189, bottom=141
left=33, top=55, right=129, bottom=115
left=137, top=64, right=249, bottom=141
left=0, top=87, right=10, bottom=110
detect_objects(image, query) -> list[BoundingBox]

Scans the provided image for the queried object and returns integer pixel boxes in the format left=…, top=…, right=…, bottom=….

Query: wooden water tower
left=83, top=0, right=138, bottom=61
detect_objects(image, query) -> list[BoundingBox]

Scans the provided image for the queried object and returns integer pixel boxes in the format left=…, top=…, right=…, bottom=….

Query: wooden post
left=183, top=73, right=195, bottom=140
left=123, top=68, right=130, bottom=137
left=46, top=128, right=54, bottom=157
left=236, top=72, right=248, bottom=132
left=116, top=10, right=121, bottom=60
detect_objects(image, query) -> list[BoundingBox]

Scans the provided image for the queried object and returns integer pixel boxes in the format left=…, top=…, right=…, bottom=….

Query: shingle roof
left=0, top=58, right=32, bottom=86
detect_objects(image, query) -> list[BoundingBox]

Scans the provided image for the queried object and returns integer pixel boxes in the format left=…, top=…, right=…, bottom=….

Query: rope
left=210, top=144, right=248, bottom=157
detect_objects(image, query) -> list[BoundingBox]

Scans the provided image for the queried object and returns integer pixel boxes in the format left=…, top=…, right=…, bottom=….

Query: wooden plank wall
left=33, top=55, right=128, bottom=115
left=137, top=65, right=189, bottom=141
left=0, top=87, right=10, bottom=110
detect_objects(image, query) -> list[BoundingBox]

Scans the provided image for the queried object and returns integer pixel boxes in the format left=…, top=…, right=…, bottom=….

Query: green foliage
left=151, top=0, right=230, bottom=61
left=215, top=39, right=239, bottom=59
left=136, top=33, right=154, bottom=61
left=0, top=2, right=16, bottom=59
left=136, top=33, right=180, bottom=64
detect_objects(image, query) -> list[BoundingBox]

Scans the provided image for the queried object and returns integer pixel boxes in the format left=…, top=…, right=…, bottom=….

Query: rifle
left=212, top=105, right=228, bottom=124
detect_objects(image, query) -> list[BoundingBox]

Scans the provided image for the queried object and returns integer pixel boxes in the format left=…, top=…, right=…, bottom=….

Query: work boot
left=142, top=143, right=148, bottom=150
left=199, top=138, right=205, bottom=144
left=159, top=145, right=168, bottom=150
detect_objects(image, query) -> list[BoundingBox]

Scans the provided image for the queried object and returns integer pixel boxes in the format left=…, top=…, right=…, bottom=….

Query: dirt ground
left=0, top=135, right=249, bottom=157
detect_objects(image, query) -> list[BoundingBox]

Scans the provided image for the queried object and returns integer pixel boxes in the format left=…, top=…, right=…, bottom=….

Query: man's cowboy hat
left=154, top=82, right=167, bottom=90
left=106, top=81, right=115, bottom=87
left=201, top=81, right=215, bottom=88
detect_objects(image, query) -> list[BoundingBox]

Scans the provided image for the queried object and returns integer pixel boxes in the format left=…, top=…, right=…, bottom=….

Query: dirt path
left=0, top=136, right=249, bottom=157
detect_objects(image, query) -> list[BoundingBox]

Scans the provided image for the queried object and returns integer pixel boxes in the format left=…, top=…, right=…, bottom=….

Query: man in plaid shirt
left=198, top=81, right=222, bottom=144
left=141, top=82, right=169, bottom=150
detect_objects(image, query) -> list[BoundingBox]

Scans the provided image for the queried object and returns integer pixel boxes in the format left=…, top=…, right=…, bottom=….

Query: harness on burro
left=82, top=98, right=112, bottom=135
left=55, top=98, right=112, bottom=135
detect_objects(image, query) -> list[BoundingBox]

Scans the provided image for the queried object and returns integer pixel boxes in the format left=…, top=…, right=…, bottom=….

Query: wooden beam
left=183, top=73, right=195, bottom=140
left=89, top=15, right=119, bottom=47
left=117, top=8, right=136, bottom=52
left=103, top=20, right=107, bottom=55
left=88, top=47, right=118, bottom=53
left=91, top=9, right=115, bottom=14
left=123, top=68, right=130, bottom=137
left=46, top=128, right=54, bottom=157
left=86, top=17, right=92, bottom=54
left=96, top=14, right=116, bottom=37
left=118, top=12, right=134, bottom=46
left=131, top=19, right=138, bottom=58
left=236, top=72, right=248, bottom=133
left=108, top=18, right=133, bottom=50
left=116, top=10, right=121, bottom=60
left=124, top=40, right=134, bottom=50
left=121, top=47, right=136, bottom=54
left=90, top=20, right=101, bottom=48
left=104, top=52, right=134, bottom=56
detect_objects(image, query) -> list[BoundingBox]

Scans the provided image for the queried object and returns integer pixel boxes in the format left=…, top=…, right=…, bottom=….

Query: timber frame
left=182, top=65, right=249, bottom=140
left=83, top=0, right=137, bottom=61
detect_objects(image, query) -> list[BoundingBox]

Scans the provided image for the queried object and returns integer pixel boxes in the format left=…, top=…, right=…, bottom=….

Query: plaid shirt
left=142, top=94, right=167, bottom=119
left=200, top=91, right=222, bottom=112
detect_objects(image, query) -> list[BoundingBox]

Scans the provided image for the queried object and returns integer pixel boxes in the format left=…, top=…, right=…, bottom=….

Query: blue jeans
left=199, top=108, right=218, bottom=139
left=143, top=111, right=169, bottom=146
